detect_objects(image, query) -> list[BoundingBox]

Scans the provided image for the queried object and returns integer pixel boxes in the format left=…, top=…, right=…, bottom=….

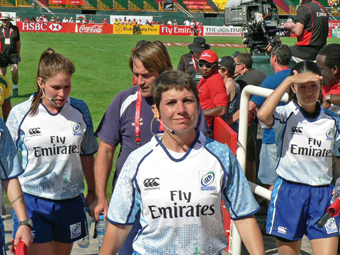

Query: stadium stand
left=114, top=0, right=129, bottom=10
left=98, top=0, right=113, bottom=10
left=16, top=0, right=32, bottom=7
left=129, top=0, right=143, bottom=11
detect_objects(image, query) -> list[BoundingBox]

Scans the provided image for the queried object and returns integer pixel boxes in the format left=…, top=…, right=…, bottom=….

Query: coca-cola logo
left=49, top=23, right=62, bottom=31
left=78, top=24, right=103, bottom=34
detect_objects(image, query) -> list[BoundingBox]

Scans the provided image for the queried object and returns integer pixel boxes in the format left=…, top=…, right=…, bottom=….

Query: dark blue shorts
left=13, top=193, right=87, bottom=243
left=267, top=177, right=339, bottom=240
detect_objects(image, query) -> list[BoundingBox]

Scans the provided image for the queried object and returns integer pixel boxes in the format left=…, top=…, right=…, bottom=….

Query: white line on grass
left=64, top=41, right=77, bottom=44
left=90, top=47, right=107, bottom=52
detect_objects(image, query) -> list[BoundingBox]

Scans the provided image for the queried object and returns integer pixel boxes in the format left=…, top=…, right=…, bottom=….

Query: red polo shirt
left=197, top=72, right=228, bottom=127
left=322, top=82, right=340, bottom=98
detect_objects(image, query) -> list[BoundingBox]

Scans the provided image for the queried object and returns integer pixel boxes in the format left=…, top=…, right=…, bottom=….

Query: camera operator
left=284, top=0, right=328, bottom=61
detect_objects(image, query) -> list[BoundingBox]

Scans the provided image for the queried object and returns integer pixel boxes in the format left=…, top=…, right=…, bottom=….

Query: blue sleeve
left=250, top=76, right=272, bottom=107
left=0, top=119, right=23, bottom=180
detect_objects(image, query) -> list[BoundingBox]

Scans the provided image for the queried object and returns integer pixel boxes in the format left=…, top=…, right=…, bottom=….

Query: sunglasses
left=198, top=63, right=217, bottom=69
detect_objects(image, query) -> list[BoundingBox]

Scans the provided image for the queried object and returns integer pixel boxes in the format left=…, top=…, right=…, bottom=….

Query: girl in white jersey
left=257, top=61, right=340, bottom=255
left=6, top=48, right=98, bottom=255
left=100, top=70, right=265, bottom=255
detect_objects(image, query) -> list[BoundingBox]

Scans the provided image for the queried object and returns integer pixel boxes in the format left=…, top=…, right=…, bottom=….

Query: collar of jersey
left=154, top=129, right=201, bottom=162
left=291, top=100, right=322, bottom=122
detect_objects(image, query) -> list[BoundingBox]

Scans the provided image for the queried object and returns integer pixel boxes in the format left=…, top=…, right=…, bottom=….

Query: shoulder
left=204, top=137, right=236, bottom=164
left=110, top=86, right=139, bottom=113
left=124, top=137, right=157, bottom=168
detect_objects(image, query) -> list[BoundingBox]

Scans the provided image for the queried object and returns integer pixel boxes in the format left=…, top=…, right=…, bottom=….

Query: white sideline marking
left=90, top=47, right=107, bottom=51
left=64, top=41, right=77, bottom=44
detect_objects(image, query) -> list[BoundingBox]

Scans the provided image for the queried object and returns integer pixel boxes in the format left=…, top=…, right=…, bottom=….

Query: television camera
left=225, top=0, right=286, bottom=55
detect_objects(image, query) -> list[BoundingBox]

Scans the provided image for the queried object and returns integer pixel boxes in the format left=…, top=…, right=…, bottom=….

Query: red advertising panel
left=183, top=1, right=207, bottom=4
left=66, top=23, right=113, bottom=34
left=160, top=25, right=203, bottom=36
left=66, top=0, right=82, bottom=4
left=17, top=21, right=67, bottom=33
left=187, top=5, right=212, bottom=8
left=49, top=0, right=66, bottom=4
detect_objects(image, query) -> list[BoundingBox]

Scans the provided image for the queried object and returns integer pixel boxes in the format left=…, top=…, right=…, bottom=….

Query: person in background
left=197, top=49, right=228, bottom=130
left=167, top=18, right=173, bottom=25
left=162, top=19, right=165, bottom=25
left=56, top=17, right=61, bottom=23
left=24, top=16, right=30, bottom=23
left=7, top=48, right=98, bottom=255
left=50, top=16, right=56, bottom=22
left=0, top=117, right=33, bottom=254
left=184, top=18, right=190, bottom=26
left=102, top=18, right=108, bottom=25
left=62, top=17, right=68, bottom=23
left=0, top=13, right=21, bottom=98
left=69, top=17, right=74, bottom=23
left=16, top=16, right=21, bottom=22
left=284, top=0, right=328, bottom=61
left=99, top=70, right=265, bottom=255
left=31, top=17, right=36, bottom=23
left=177, top=37, right=210, bottom=83
left=173, top=19, right=178, bottom=25
left=91, top=41, right=210, bottom=255
left=76, top=17, right=81, bottom=23
left=0, top=74, right=12, bottom=121
left=218, top=56, right=240, bottom=133
left=89, top=18, right=95, bottom=24
left=190, top=19, right=195, bottom=36
left=132, top=19, right=137, bottom=34
left=257, top=61, right=339, bottom=255
left=82, top=16, right=87, bottom=23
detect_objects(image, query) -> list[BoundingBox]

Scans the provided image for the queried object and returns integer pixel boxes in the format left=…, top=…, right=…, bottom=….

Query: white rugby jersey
left=272, top=101, right=340, bottom=186
left=108, top=132, right=259, bottom=255
left=6, top=97, right=98, bottom=200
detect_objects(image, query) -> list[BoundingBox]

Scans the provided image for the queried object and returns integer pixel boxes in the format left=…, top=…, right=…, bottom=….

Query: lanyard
left=135, top=90, right=164, bottom=147
left=276, top=66, right=289, bottom=73
left=192, top=56, right=198, bottom=72
left=2, top=27, right=12, bottom=38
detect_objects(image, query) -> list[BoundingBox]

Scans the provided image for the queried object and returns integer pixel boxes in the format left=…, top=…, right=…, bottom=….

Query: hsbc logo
left=49, top=23, right=62, bottom=31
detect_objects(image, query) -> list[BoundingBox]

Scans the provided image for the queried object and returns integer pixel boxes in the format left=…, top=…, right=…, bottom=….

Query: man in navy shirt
left=91, top=41, right=209, bottom=255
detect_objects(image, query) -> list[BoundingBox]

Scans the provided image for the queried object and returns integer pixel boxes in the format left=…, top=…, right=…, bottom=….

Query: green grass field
left=4, top=33, right=340, bottom=205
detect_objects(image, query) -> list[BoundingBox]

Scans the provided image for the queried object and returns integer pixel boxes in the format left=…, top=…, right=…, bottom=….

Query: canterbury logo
left=291, top=126, right=303, bottom=134
left=143, top=178, right=160, bottom=188
left=29, top=128, right=41, bottom=135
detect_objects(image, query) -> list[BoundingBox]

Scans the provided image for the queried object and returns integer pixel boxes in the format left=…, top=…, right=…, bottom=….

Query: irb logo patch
left=70, top=222, right=82, bottom=239
left=325, top=218, right=338, bottom=234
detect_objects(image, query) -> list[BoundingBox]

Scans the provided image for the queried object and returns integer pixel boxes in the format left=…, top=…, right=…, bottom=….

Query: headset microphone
left=159, top=119, right=175, bottom=135
left=41, top=89, right=59, bottom=107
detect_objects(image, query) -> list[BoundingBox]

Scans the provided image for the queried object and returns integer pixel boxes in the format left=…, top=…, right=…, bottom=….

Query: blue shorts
left=267, top=177, right=339, bottom=241
left=13, top=193, right=87, bottom=243
left=0, top=218, right=5, bottom=255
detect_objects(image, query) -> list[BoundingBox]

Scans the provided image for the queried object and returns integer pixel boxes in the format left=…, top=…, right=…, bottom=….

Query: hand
left=284, top=22, right=295, bottom=30
left=14, top=225, right=33, bottom=249
left=92, top=196, right=109, bottom=221
left=322, top=101, right=331, bottom=109
left=290, top=70, right=323, bottom=85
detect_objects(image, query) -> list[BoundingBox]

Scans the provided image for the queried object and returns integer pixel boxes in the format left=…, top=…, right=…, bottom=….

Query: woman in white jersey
left=6, top=48, right=98, bottom=255
left=100, top=70, right=265, bottom=255
left=257, top=61, right=340, bottom=255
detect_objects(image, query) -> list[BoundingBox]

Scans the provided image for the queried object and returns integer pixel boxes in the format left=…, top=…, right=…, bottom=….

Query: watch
left=18, top=219, right=33, bottom=228
left=325, top=94, right=332, bottom=104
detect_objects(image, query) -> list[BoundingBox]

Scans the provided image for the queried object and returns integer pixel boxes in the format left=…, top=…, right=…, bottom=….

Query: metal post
left=231, top=85, right=288, bottom=255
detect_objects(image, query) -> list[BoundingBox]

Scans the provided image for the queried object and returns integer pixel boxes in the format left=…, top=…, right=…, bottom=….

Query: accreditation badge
left=195, top=74, right=202, bottom=79
left=5, top=38, right=10, bottom=44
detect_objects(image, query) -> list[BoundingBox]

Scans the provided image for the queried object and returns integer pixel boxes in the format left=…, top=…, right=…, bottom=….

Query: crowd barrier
left=16, top=21, right=340, bottom=37
left=213, top=116, right=238, bottom=253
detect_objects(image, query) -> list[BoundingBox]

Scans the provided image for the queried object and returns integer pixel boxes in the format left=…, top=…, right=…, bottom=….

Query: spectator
left=316, top=44, right=340, bottom=109
left=137, top=19, right=143, bottom=25
left=24, top=16, right=30, bottom=23
left=69, top=17, right=74, bottom=23
left=82, top=17, right=87, bottom=23
left=197, top=49, right=228, bottom=130
left=0, top=13, right=21, bottom=97
left=218, top=56, right=240, bottom=132
left=56, top=16, right=61, bottom=23
left=155, top=20, right=160, bottom=25
left=113, top=18, right=119, bottom=25
left=16, top=16, right=21, bottom=22
left=119, top=18, right=122, bottom=24
left=177, top=37, right=210, bottom=82
left=0, top=74, right=12, bottom=121
left=284, top=0, right=328, bottom=61
left=190, top=19, right=195, bottom=36
left=232, top=52, right=267, bottom=183
left=89, top=18, right=94, bottom=24
left=150, top=18, right=155, bottom=25
left=43, top=15, right=48, bottom=22
left=62, top=17, right=68, bottom=23
left=31, top=17, right=36, bottom=23
left=127, top=19, right=132, bottom=25
left=50, top=16, right=55, bottom=23
left=173, top=19, right=178, bottom=25
left=76, top=17, right=81, bottom=23
left=167, top=18, right=173, bottom=25
left=184, top=18, right=190, bottom=26
left=132, top=19, right=137, bottom=34
left=234, top=52, right=267, bottom=91
left=38, top=16, right=44, bottom=23
left=102, top=18, right=108, bottom=25
left=162, top=19, right=165, bottom=25
left=91, top=41, right=209, bottom=255
left=122, top=17, right=127, bottom=25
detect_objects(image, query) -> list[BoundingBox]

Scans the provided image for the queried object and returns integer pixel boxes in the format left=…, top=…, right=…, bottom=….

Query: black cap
left=188, top=37, right=210, bottom=53
left=219, top=56, right=235, bottom=70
